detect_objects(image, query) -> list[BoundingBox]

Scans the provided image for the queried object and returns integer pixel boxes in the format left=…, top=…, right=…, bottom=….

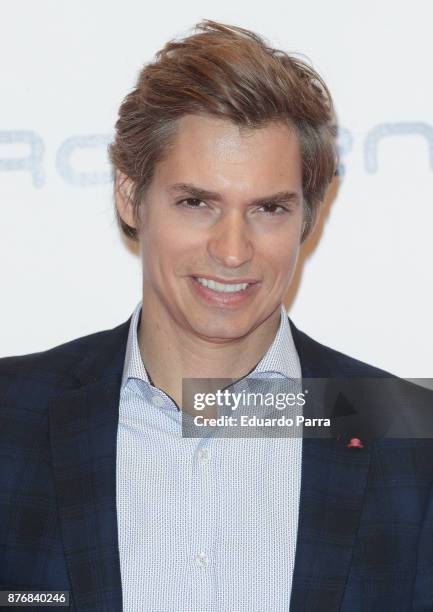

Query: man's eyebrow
left=168, top=183, right=302, bottom=206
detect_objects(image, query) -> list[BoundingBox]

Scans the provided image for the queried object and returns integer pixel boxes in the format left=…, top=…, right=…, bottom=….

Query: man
left=0, top=20, right=432, bottom=612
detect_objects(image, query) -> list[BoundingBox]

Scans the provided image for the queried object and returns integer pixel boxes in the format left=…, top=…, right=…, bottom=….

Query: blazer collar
left=289, top=318, right=373, bottom=611
left=49, top=318, right=130, bottom=611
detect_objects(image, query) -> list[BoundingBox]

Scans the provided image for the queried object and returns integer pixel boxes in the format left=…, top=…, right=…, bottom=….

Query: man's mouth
left=194, top=277, right=251, bottom=293
left=189, top=275, right=260, bottom=307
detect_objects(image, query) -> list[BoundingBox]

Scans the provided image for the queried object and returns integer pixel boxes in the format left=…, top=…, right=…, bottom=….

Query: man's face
left=120, top=114, right=304, bottom=342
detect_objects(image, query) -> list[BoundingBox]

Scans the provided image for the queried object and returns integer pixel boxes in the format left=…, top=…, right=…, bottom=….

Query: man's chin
left=187, top=318, right=261, bottom=344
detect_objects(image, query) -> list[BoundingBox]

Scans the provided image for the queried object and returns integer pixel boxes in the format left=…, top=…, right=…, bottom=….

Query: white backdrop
left=1, top=0, right=432, bottom=378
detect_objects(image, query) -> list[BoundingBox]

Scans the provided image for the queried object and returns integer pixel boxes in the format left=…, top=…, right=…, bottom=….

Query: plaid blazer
left=0, top=317, right=432, bottom=611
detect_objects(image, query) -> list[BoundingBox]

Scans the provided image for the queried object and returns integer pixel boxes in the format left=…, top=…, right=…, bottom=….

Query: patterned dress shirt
left=116, top=302, right=302, bottom=611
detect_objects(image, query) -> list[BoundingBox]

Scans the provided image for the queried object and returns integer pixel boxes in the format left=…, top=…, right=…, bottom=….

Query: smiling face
left=117, top=114, right=304, bottom=343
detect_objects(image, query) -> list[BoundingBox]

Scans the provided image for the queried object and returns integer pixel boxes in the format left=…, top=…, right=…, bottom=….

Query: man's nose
left=207, top=212, right=254, bottom=268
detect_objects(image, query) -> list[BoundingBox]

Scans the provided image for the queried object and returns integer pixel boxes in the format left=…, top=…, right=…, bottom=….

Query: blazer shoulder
left=289, top=319, right=394, bottom=378
left=0, top=319, right=131, bottom=401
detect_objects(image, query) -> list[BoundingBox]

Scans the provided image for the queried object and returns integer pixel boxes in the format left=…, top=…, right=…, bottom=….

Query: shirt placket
left=188, top=433, right=218, bottom=612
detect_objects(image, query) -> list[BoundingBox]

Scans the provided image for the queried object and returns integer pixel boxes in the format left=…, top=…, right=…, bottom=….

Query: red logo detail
left=347, top=437, right=364, bottom=449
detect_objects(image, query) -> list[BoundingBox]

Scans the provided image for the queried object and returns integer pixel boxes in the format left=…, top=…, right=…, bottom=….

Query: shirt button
left=194, top=552, right=209, bottom=568
left=199, top=448, right=210, bottom=464
left=151, top=395, right=165, bottom=407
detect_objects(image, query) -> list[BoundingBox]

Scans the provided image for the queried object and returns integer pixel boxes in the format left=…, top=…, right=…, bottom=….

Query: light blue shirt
left=116, top=302, right=302, bottom=611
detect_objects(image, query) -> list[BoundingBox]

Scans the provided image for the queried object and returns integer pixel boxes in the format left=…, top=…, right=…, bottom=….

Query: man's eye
left=259, top=203, right=288, bottom=215
left=178, top=198, right=207, bottom=209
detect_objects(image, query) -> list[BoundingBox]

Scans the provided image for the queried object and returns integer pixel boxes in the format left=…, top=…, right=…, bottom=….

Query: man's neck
left=137, top=298, right=282, bottom=410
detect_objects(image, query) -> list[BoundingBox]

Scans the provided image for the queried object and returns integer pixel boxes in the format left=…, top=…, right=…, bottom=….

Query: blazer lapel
left=289, top=320, right=373, bottom=611
left=49, top=321, right=130, bottom=611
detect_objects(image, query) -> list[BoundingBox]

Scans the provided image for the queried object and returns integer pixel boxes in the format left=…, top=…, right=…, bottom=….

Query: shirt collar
left=121, top=302, right=150, bottom=389
left=121, top=302, right=301, bottom=390
left=252, top=303, right=301, bottom=379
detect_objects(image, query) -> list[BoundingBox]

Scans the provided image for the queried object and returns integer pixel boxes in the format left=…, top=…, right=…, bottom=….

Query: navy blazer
left=0, top=316, right=432, bottom=611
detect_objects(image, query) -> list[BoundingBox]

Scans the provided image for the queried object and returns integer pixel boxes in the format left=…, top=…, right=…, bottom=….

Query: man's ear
left=115, top=170, right=137, bottom=230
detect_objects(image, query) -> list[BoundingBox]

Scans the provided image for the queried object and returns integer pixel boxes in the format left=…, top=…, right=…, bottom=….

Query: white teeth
left=196, top=277, right=250, bottom=293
